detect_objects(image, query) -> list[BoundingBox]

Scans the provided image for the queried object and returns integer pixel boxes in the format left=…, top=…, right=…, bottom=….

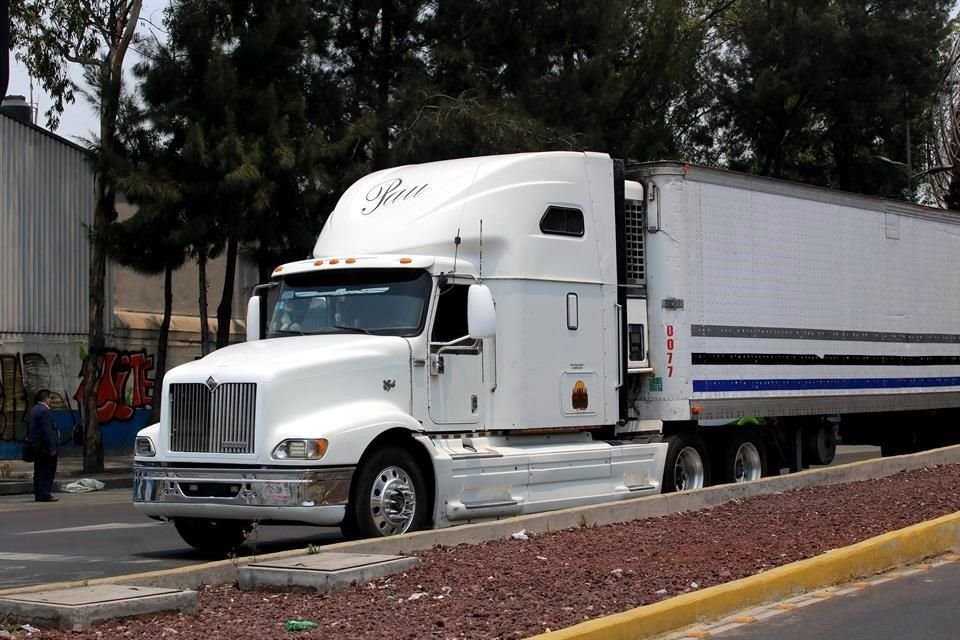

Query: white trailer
left=133, top=152, right=960, bottom=552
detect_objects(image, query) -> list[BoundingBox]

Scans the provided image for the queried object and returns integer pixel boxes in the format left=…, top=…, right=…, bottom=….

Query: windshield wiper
left=269, top=328, right=306, bottom=337
left=333, top=324, right=375, bottom=335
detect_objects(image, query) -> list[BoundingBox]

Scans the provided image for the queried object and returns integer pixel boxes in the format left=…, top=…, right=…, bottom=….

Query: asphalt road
left=0, top=445, right=882, bottom=591
left=0, top=490, right=342, bottom=590
left=712, top=561, right=960, bottom=640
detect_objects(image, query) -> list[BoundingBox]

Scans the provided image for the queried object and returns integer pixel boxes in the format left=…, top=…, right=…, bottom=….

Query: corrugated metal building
left=1, top=108, right=256, bottom=459
left=0, top=112, right=95, bottom=337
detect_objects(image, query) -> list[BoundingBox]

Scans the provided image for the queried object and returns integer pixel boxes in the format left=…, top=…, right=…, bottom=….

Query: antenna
left=479, top=219, right=483, bottom=277
left=452, top=227, right=462, bottom=274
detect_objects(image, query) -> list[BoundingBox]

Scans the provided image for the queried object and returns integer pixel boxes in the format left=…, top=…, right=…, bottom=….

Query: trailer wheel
left=662, top=434, right=711, bottom=492
left=173, top=518, right=254, bottom=556
left=721, top=431, right=766, bottom=483
left=347, top=447, right=428, bottom=537
left=804, top=422, right=837, bottom=466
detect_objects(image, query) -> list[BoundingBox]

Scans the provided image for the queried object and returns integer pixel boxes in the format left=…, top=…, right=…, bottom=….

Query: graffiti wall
left=0, top=344, right=155, bottom=459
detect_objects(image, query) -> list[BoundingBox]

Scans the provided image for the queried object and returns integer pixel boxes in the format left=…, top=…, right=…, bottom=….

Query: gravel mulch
left=28, top=465, right=960, bottom=640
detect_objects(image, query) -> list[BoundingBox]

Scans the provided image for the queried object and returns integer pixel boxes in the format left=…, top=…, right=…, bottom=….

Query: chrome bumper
left=132, top=464, right=353, bottom=526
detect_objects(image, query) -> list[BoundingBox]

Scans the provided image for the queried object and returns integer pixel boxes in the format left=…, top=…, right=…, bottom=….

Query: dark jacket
left=27, top=402, right=58, bottom=456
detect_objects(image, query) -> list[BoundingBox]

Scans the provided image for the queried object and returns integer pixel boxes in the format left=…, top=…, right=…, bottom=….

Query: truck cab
left=133, top=152, right=668, bottom=552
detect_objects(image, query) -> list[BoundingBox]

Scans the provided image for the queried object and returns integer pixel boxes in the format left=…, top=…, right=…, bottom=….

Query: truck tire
left=804, top=422, right=837, bottom=466
left=662, top=433, right=711, bottom=493
left=346, top=446, right=429, bottom=537
left=173, top=518, right=254, bottom=556
left=720, top=430, right=766, bottom=484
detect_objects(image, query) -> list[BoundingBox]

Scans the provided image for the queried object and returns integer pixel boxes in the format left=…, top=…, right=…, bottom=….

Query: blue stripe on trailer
left=692, top=377, right=960, bottom=392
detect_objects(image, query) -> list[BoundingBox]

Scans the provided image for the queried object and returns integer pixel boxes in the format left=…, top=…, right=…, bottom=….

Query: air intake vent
left=624, top=199, right=646, bottom=286
left=169, top=383, right=256, bottom=454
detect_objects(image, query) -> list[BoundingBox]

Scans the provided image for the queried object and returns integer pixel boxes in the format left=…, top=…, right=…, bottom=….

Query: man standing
left=27, top=389, right=59, bottom=502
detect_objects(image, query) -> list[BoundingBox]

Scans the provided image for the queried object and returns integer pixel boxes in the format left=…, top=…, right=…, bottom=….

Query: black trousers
left=33, top=454, right=57, bottom=501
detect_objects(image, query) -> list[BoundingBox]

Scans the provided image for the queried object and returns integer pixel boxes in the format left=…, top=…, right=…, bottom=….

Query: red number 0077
left=666, top=324, right=675, bottom=377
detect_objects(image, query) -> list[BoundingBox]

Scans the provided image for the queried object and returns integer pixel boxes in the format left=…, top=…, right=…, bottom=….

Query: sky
left=6, top=0, right=170, bottom=144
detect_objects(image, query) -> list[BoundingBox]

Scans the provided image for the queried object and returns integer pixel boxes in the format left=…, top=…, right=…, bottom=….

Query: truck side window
left=431, top=284, right=474, bottom=345
left=540, top=206, right=585, bottom=237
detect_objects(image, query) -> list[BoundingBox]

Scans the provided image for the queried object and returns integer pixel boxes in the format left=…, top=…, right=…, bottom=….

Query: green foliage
left=708, top=0, right=952, bottom=198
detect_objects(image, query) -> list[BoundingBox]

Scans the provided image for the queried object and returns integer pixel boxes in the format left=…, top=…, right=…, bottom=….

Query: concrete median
left=527, top=511, right=960, bottom=640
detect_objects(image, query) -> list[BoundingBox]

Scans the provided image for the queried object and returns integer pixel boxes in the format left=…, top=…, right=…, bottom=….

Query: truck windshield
left=267, top=268, right=431, bottom=338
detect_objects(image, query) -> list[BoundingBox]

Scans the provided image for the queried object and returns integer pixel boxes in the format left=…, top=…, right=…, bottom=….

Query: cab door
left=427, top=283, right=483, bottom=425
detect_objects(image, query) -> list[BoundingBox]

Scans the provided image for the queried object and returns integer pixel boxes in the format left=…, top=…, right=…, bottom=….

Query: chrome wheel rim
left=674, top=446, right=705, bottom=491
left=369, top=465, right=417, bottom=535
left=733, top=442, right=762, bottom=482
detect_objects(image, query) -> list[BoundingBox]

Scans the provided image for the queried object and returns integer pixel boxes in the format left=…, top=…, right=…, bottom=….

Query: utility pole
left=1, top=0, right=9, bottom=98
left=905, top=116, right=912, bottom=195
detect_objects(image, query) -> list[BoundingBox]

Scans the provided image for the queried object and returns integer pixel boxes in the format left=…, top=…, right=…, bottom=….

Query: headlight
left=135, top=436, right=156, bottom=457
left=272, top=438, right=328, bottom=460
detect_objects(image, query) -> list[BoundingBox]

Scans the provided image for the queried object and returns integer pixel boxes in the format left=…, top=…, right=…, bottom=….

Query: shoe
left=36, top=496, right=59, bottom=502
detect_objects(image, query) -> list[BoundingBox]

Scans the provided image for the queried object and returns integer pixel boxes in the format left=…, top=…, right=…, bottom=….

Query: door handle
left=430, top=354, right=445, bottom=376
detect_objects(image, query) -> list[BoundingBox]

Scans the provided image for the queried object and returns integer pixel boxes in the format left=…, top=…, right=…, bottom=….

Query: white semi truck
left=133, top=152, right=960, bottom=552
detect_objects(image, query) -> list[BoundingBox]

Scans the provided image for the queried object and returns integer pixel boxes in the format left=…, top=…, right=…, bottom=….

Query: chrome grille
left=169, top=383, right=257, bottom=454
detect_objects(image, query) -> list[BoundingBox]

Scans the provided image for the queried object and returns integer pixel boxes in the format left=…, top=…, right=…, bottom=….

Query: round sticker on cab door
left=572, top=380, right=589, bottom=410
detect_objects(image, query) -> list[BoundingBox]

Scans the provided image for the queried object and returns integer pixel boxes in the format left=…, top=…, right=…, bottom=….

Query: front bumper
left=132, top=464, right=353, bottom=526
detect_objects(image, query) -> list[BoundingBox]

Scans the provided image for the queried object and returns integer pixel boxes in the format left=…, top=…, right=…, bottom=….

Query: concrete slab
left=238, top=552, right=418, bottom=592
left=0, top=584, right=197, bottom=630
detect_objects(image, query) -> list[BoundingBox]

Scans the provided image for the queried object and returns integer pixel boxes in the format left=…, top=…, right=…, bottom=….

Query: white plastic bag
left=62, top=478, right=106, bottom=493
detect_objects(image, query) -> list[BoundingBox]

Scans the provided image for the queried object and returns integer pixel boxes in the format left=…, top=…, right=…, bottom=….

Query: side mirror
left=246, top=296, right=262, bottom=341
left=467, top=284, right=496, bottom=339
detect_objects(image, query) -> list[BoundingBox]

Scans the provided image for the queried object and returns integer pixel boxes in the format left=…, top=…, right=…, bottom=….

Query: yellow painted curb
left=528, top=511, right=960, bottom=640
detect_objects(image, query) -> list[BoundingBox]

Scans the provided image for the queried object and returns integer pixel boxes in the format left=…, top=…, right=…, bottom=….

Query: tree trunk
left=258, top=258, right=272, bottom=285
left=198, top=249, right=211, bottom=356
left=373, top=0, right=394, bottom=169
left=82, top=187, right=112, bottom=474
left=216, top=236, right=239, bottom=349
left=150, top=264, right=173, bottom=424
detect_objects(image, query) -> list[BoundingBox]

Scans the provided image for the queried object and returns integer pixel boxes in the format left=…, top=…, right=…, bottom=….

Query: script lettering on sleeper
left=361, top=178, right=430, bottom=215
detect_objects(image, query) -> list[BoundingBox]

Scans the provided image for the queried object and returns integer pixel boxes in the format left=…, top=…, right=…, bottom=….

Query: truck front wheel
left=173, top=518, right=255, bottom=556
left=662, top=433, right=711, bottom=492
left=345, top=447, right=429, bottom=538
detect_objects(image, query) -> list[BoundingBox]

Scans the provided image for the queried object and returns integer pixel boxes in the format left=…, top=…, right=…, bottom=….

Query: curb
left=0, top=445, right=959, bottom=598
left=528, top=511, right=960, bottom=640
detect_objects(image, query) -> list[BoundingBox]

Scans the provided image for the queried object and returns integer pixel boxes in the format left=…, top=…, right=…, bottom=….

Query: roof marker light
left=400, top=257, right=412, bottom=264
left=273, top=266, right=283, bottom=273
left=345, top=258, right=356, bottom=264
left=329, top=258, right=340, bottom=265
left=314, top=260, right=324, bottom=266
